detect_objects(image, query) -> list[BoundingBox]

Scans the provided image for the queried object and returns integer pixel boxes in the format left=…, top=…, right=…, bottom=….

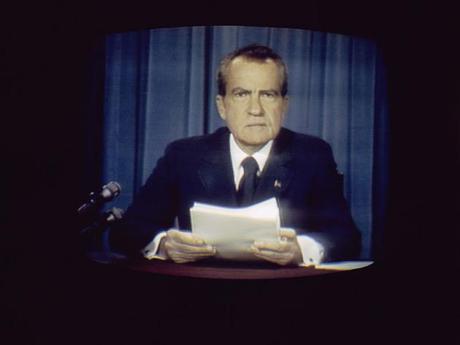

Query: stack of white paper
left=315, top=261, right=374, bottom=271
left=190, top=198, right=280, bottom=261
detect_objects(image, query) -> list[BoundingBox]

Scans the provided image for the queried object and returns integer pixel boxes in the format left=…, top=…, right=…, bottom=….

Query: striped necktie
left=237, top=156, right=259, bottom=206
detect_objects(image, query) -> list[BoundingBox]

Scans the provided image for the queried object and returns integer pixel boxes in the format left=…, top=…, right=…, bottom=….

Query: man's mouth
left=246, top=124, right=266, bottom=127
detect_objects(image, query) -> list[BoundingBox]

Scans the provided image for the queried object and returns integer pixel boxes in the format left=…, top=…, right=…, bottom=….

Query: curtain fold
left=102, top=26, right=388, bottom=259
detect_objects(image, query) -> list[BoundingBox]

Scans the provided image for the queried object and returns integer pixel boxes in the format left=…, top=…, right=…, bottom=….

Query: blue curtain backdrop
left=102, top=26, right=389, bottom=259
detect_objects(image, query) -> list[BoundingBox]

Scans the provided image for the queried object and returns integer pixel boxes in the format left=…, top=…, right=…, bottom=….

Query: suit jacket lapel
left=254, top=128, right=295, bottom=201
left=197, top=128, right=238, bottom=205
left=197, top=127, right=295, bottom=206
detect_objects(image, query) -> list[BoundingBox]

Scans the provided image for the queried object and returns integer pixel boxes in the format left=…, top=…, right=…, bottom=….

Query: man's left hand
left=250, top=228, right=303, bottom=266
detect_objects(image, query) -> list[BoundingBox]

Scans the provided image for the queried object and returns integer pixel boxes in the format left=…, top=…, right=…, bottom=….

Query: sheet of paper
left=190, top=198, right=280, bottom=261
left=315, top=261, right=374, bottom=271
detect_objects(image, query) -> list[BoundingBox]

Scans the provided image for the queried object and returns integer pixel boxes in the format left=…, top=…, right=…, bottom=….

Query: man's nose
left=247, top=94, right=264, bottom=116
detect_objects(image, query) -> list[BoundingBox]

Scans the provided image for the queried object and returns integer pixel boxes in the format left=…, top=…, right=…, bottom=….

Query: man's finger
left=165, top=239, right=215, bottom=255
left=168, top=255, right=194, bottom=264
left=167, top=229, right=205, bottom=246
left=167, top=247, right=216, bottom=263
left=279, top=228, right=297, bottom=240
left=253, top=240, right=291, bottom=253
left=251, top=246, right=293, bottom=265
left=167, top=248, right=216, bottom=259
left=168, top=251, right=214, bottom=263
left=252, top=245, right=291, bottom=259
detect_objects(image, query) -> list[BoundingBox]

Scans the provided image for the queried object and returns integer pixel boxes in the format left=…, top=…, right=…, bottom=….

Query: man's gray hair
left=217, top=44, right=288, bottom=97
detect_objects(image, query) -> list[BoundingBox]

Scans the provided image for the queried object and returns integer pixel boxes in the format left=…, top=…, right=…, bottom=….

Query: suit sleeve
left=108, top=144, right=179, bottom=256
left=298, top=143, right=362, bottom=262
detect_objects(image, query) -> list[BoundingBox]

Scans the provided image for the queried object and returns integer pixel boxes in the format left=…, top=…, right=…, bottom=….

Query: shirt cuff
left=142, top=231, right=167, bottom=260
left=296, top=234, right=325, bottom=267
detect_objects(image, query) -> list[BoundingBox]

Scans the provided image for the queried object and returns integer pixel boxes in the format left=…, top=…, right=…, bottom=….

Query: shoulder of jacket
left=282, top=128, right=331, bottom=152
left=165, top=127, right=228, bottom=154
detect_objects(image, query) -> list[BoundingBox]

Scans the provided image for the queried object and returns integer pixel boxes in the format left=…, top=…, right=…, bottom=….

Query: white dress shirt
left=142, top=134, right=324, bottom=266
left=229, top=134, right=273, bottom=189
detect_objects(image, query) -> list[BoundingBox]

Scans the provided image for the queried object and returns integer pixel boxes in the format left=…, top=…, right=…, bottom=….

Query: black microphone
left=77, top=181, right=122, bottom=215
left=80, top=207, right=125, bottom=236
left=104, top=207, right=124, bottom=224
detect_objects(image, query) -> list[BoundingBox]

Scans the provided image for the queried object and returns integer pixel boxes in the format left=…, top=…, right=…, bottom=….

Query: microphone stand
left=79, top=207, right=124, bottom=256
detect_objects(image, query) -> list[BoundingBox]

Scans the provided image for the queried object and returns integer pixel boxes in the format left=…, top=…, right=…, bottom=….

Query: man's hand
left=159, top=229, right=216, bottom=264
left=250, top=228, right=303, bottom=266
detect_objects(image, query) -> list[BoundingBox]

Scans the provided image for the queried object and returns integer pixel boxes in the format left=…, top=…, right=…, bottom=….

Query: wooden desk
left=79, top=252, right=378, bottom=344
left=122, top=259, right=340, bottom=279
left=86, top=251, right=365, bottom=280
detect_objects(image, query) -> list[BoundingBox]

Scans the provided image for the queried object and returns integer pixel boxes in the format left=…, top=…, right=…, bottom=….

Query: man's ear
left=216, top=95, right=226, bottom=120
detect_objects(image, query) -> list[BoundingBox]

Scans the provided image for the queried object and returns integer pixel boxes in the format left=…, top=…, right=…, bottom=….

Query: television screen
left=93, top=25, right=389, bottom=261
left=4, top=4, right=457, bottom=344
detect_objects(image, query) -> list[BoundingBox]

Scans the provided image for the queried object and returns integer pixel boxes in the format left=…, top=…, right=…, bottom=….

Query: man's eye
left=234, top=91, right=249, bottom=97
left=261, top=92, right=276, bottom=98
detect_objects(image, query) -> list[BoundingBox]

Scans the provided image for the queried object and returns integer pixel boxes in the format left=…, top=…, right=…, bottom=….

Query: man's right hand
left=159, top=229, right=216, bottom=263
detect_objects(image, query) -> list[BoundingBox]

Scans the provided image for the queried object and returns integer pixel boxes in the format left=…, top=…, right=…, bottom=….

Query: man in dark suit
left=110, top=44, right=361, bottom=265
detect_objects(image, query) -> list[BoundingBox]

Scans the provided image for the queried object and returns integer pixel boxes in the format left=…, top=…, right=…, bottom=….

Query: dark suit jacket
left=110, top=127, right=361, bottom=261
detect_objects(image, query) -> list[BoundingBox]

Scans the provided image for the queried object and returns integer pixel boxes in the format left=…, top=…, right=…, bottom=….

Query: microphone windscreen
left=101, top=181, right=121, bottom=200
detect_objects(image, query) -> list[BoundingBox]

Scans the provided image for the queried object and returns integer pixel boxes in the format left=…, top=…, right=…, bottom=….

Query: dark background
left=2, top=1, right=458, bottom=344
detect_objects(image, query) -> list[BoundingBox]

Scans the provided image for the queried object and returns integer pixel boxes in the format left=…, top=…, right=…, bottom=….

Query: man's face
left=216, top=57, right=288, bottom=154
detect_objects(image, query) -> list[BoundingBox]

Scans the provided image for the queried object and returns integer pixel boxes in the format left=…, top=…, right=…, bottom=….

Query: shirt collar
left=229, top=133, right=273, bottom=185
